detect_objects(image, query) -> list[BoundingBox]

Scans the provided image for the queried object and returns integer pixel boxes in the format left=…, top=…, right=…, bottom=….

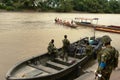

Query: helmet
left=101, top=35, right=112, bottom=44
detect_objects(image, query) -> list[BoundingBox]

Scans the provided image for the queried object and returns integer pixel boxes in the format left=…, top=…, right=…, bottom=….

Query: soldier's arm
left=97, top=53, right=108, bottom=72
left=115, top=50, right=119, bottom=59
left=114, top=50, right=119, bottom=68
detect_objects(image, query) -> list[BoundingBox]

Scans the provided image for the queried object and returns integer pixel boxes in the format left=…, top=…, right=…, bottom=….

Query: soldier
left=85, top=41, right=93, bottom=56
left=47, top=39, right=58, bottom=58
left=62, top=35, right=70, bottom=61
left=95, top=35, right=119, bottom=80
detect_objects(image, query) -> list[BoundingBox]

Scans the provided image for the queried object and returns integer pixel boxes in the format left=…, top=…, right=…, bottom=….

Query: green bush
left=0, top=3, right=6, bottom=9
left=5, top=6, right=15, bottom=11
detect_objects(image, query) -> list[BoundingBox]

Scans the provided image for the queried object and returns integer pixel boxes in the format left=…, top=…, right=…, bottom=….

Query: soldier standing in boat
left=95, top=35, right=119, bottom=80
left=62, top=35, right=70, bottom=61
left=85, top=41, right=93, bottom=56
left=47, top=39, right=58, bottom=59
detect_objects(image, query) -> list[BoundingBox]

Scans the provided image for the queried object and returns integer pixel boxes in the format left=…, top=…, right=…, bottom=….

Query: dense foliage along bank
left=0, top=0, right=120, bottom=13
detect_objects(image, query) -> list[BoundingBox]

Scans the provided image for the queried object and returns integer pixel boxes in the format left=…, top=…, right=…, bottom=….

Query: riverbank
left=1, top=9, right=120, bottom=14
left=1, top=0, right=120, bottom=13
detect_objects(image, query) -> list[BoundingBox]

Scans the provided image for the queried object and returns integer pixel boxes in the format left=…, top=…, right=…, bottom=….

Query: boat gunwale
left=6, top=40, right=88, bottom=80
left=6, top=54, right=87, bottom=80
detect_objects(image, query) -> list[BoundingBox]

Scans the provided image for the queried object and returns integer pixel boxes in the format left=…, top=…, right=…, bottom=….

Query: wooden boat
left=107, top=25, right=120, bottom=29
left=6, top=37, right=100, bottom=80
left=95, top=27, right=120, bottom=34
left=55, top=18, right=78, bottom=28
left=74, top=17, right=120, bottom=34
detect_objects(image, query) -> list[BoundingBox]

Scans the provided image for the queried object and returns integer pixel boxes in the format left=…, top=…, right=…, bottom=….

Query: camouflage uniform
left=96, top=35, right=119, bottom=80
left=85, top=44, right=93, bottom=56
left=47, top=39, right=58, bottom=58
left=62, top=35, right=70, bottom=61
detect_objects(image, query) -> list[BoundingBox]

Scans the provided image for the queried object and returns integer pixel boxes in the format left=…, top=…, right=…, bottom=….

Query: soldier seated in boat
left=76, top=38, right=93, bottom=56
left=78, top=37, right=89, bottom=46
left=47, top=39, right=58, bottom=59
left=74, top=37, right=87, bottom=55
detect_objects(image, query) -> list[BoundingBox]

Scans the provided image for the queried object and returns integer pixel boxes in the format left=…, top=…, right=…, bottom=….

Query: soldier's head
left=101, top=35, right=112, bottom=46
left=51, top=39, right=54, bottom=43
left=64, top=35, right=67, bottom=39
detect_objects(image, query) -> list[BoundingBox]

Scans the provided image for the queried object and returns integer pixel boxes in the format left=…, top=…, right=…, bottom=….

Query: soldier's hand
left=114, top=67, right=120, bottom=71
left=94, top=70, right=102, bottom=79
left=94, top=70, right=98, bottom=79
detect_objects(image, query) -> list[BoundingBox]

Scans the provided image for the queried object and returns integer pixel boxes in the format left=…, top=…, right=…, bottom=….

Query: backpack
left=107, top=47, right=119, bottom=69
left=112, top=49, right=119, bottom=68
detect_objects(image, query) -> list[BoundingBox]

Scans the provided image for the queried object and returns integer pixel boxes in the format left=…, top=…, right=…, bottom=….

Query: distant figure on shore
left=55, top=17, right=58, bottom=22
left=62, top=35, right=70, bottom=61
left=47, top=39, right=58, bottom=59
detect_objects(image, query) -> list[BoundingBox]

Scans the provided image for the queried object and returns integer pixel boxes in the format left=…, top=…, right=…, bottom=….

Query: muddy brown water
left=0, top=12, right=120, bottom=80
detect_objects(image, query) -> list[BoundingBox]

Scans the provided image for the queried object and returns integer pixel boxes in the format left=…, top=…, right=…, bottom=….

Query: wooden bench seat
left=28, top=64, right=58, bottom=74
left=24, top=69, right=43, bottom=77
left=53, top=58, right=72, bottom=66
left=37, top=65, right=58, bottom=73
left=47, top=61, right=68, bottom=70
left=68, top=57, right=79, bottom=61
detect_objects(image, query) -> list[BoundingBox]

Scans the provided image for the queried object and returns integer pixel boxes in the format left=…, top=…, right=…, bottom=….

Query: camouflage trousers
left=48, top=49, right=58, bottom=60
left=97, top=70, right=112, bottom=80
left=61, top=49, right=68, bottom=61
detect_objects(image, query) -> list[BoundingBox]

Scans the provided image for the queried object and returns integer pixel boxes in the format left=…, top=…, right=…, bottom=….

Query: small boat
left=55, top=18, right=78, bottom=28
left=6, top=37, right=100, bottom=80
left=74, top=17, right=98, bottom=27
left=74, top=21, right=93, bottom=27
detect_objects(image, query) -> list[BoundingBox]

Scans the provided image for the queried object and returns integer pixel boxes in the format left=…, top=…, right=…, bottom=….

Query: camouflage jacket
left=62, top=38, right=70, bottom=49
left=97, top=46, right=119, bottom=73
left=85, top=45, right=93, bottom=56
left=47, top=42, right=56, bottom=53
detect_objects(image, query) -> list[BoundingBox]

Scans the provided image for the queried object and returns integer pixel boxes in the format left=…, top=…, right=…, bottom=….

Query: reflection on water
left=0, top=12, right=120, bottom=80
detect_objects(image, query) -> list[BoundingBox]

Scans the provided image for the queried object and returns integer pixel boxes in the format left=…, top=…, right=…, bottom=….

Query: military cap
left=101, top=35, right=112, bottom=44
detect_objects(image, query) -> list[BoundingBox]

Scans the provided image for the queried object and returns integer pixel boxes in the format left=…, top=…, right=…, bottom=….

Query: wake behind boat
left=6, top=37, right=101, bottom=80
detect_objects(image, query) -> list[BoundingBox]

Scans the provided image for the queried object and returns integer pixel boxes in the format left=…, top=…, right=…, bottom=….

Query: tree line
left=0, top=0, right=120, bottom=13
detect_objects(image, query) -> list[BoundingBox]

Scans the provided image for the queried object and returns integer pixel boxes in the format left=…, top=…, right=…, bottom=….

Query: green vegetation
left=0, top=0, right=120, bottom=13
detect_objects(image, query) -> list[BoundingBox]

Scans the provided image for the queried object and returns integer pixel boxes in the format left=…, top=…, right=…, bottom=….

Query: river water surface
left=0, top=12, right=120, bottom=80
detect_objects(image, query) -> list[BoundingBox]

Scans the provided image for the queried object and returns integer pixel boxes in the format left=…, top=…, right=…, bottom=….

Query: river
left=0, top=12, right=120, bottom=80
